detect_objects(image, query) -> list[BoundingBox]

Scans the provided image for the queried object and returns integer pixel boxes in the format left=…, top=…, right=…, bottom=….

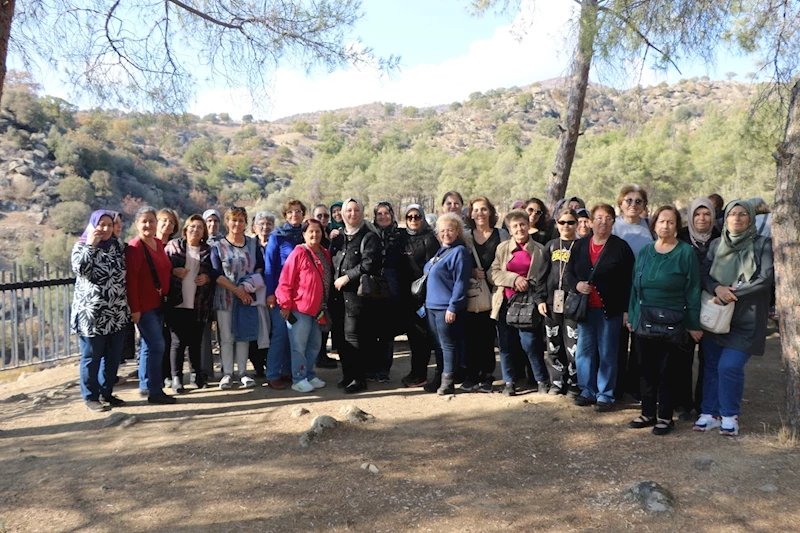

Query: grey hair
left=436, top=212, right=465, bottom=240
left=253, top=211, right=276, bottom=225
left=134, top=205, right=158, bottom=223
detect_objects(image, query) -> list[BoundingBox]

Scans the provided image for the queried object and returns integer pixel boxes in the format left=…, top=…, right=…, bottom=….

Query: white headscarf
left=687, top=197, right=716, bottom=248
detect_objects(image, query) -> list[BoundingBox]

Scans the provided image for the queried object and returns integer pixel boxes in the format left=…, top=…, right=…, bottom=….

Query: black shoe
left=537, top=381, right=550, bottom=394
left=85, top=400, right=108, bottom=412
left=376, top=372, right=391, bottom=383
left=344, top=380, right=367, bottom=394
left=652, top=419, right=675, bottom=436
left=477, top=380, right=493, bottom=393
left=316, top=356, right=338, bottom=369
left=460, top=380, right=479, bottom=392
left=423, top=374, right=442, bottom=393
left=502, top=383, right=516, bottom=397
left=566, top=387, right=581, bottom=399
left=548, top=385, right=564, bottom=396
left=101, top=395, right=126, bottom=408
left=453, top=367, right=466, bottom=385
left=628, top=415, right=656, bottom=429
left=337, top=377, right=349, bottom=389
left=676, top=409, right=693, bottom=422
left=194, top=379, right=208, bottom=389
left=148, top=394, right=177, bottom=405
left=594, top=401, right=613, bottom=412
left=573, top=396, right=596, bottom=407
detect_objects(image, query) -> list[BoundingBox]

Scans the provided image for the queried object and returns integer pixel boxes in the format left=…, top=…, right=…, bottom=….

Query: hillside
left=0, top=75, right=777, bottom=274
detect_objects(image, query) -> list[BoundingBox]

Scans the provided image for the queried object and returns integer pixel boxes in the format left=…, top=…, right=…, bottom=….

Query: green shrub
left=242, top=114, right=254, bottom=124
left=292, top=120, right=313, bottom=136
left=1, top=88, right=48, bottom=130
left=183, top=137, right=215, bottom=170
left=57, top=175, right=95, bottom=203
left=276, top=146, right=293, bottom=159
left=89, top=170, right=115, bottom=198
left=50, top=201, right=92, bottom=234
left=449, top=101, right=462, bottom=111
left=40, top=233, right=73, bottom=270
left=516, top=92, right=534, bottom=112
left=383, top=103, right=396, bottom=116
left=218, top=113, right=231, bottom=123
left=402, top=106, right=418, bottom=118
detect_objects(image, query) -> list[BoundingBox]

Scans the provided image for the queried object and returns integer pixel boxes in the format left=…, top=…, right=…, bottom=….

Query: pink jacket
left=275, top=245, right=331, bottom=317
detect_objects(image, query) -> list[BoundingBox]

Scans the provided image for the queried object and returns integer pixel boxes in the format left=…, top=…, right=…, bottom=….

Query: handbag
left=410, top=247, right=454, bottom=303
left=467, top=245, right=492, bottom=313
left=142, top=242, right=169, bottom=309
left=355, top=232, right=391, bottom=300
left=564, top=240, right=607, bottom=322
left=505, top=287, right=541, bottom=329
left=700, top=291, right=734, bottom=334
left=633, top=247, right=685, bottom=343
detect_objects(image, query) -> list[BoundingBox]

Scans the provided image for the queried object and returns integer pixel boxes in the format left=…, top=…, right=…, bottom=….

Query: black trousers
left=331, top=300, right=375, bottom=383
left=636, top=335, right=683, bottom=420
left=406, top=309, right=433, bottom=380
left=169, top=308, right=206, bottom=382
left=248, top=341, right=267, bottom=377
left=616, top=327, right=641, bottom=400
left=162, top=323, right=172, bottom=383
left=465, top=310, right=497, bottom=382
left=544, top=312, right=578, bottom=391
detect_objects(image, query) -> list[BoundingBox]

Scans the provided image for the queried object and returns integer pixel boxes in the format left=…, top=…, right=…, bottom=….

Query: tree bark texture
left=0, top=0, right=14, bottom=103
left=773, top=78, right=800, bottom=431
left=545, top=0, right=597, bottom=212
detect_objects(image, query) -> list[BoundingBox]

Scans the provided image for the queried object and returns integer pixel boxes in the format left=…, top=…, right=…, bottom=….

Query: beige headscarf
left=687, top=197, right=716, bottom=248
left=342, top=197, right=379, bottom=236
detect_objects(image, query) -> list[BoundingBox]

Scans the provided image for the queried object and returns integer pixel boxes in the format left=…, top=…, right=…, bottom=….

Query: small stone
left=61, top=381, right=78, bottom=390
left=291, top=407, right=310, bottom=418
left=368, top=464, right=380, bottom=474
left=311, top=415, right=339, bottom=432
left=626, top=481, right=675, bottom=513
left=100, top=485, right=110, bottom=492
left=694, top=459, right=714, bottom=471
left=298, top=431, right=315, bottom=447
left=2, top=393, right=29, bottom=403
left=758, top=484, right=778, bottom=493
left=32, top=396, right=47, bottom=405
left=361, top=463, right=370, bottom=470
left=118, top=415, right=139, bottom=429
left=339, top=405, right=375, bottom=424
left=23, top=455, right=38, bottom=462
left=103, top=412, right=134, bottom=428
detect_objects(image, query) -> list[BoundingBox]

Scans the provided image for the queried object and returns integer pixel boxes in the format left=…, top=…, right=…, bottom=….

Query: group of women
left=71, top=185, right=774, bottom=438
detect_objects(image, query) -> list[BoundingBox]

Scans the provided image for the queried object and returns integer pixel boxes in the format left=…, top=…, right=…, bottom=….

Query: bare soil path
left=1, top=333, right=798, bottom=533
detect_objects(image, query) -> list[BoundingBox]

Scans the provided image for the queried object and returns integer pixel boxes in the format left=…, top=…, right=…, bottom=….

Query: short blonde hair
left=436, top=212, right=465, bottom=240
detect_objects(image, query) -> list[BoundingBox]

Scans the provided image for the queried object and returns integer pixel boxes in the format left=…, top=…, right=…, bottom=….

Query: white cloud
left=189, top=1, right=577, bottom=121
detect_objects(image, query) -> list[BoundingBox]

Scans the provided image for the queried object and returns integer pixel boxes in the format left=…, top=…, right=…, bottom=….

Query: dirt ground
left=1, top=330, right=798, bottom=533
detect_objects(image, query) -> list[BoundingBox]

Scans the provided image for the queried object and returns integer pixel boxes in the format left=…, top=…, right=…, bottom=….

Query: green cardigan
left=628, top=241, right=702, bottom=332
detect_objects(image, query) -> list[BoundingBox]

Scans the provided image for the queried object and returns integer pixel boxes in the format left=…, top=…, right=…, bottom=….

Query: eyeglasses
left=526, top=208, right=543, bottom=215
left=557, top=220, right=577, bottom=226
left=439, top=228, right=458, bottom=235
left=594, top=216, right=614, bottom=223
left=727, top=212, right=750, bottom=219
left=406, top=214, right=422, bottom=221
left=286, top=209, right=304, bottom=216
left=624, top=198, right=644, bottom=205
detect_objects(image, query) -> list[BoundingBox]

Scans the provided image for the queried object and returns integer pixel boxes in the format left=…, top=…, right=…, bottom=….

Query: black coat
left=678, top=226, right=721, bottom=264
left=564, top=235, right=635, bottom=319
left=330, top=225, right=382, bottom=316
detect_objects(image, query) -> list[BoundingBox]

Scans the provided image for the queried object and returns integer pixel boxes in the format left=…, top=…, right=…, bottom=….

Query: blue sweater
left=424, top=241, right=471, bottom=313
left=264, top=223, right=303, bottom=296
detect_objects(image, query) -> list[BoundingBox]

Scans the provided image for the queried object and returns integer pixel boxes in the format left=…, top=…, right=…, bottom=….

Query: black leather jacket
left=330, top=225, right=382, bottom=315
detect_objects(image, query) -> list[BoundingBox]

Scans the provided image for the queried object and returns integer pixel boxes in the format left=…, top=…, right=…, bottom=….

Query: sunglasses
left=557, top=220, right=577, bottom=226
left=624, top=198, right=644, bottom=205
left=316, top=214, right=331, bottom=219
left=406, top=214, right=422, bottom=220
left=526, top=208, right=543, bottom=215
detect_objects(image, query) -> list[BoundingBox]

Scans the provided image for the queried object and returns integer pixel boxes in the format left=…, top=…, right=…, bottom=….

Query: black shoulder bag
left=505, top=248, right=543, bottom=330
left=564, top=240, right=608, bottom=322
left=634, top=246, right=686, bottom=343
left=142, top=243, right=170, bottom=310
left=410, top=247, right=454, bottom=304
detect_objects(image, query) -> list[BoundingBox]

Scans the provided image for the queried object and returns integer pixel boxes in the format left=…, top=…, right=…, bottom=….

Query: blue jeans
left=79, top=329, right=125, bottom=401
left=286, top=311, right=321, bottom=383
left=496, top=301, right=548, bottom=384
left=575, top=308, right=622, bottom=403
left=137, top=309, right=165, bottom=396
left=426, top=308, right=465, bottom=375
left=267, top=305, right=291, bottom=380
left=700, top=340, right=751, bottom=417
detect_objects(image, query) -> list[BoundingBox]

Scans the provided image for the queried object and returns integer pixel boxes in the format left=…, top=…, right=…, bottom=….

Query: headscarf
left=687, top=197, right=716, bottom=248
left=202, top=209, right=221, bottom=223
left=80, top=210, right=116, bottom=249
left=342, top=197, right=366, bottom=236
left=373, top=201, right=398, bottom=235
left=329, top=201, right=345, bottom=231
left=710, top=200, right=758, bottom=286
left=404, top=204, right=430, bottom=236
left=554, top=198, right=567, bottom=214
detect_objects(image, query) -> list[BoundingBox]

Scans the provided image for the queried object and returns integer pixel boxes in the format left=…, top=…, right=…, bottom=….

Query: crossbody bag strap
left=301, top=245, right=325, bottom=283
left=141, top=242, right=162, bottom=295
left=586, top=238, right=611, bottom=284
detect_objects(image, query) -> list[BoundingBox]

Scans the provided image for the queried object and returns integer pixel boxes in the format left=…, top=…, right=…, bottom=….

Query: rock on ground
left=300, top=415, right=340, bottom=447
left=291, top=407, right=310, bottom=418
left=103, top=412, right=139, bottom=429
left=626, top=481, right=675, bottom=513
left=339, top=405, right=375, bottom=424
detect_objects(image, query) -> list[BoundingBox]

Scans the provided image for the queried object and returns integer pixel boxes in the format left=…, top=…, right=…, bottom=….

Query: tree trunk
left=773, top=78, right=800, bottom=431
left=0, top=0, right=15, bottom=103
left=545, top=0, right=597, bottom=212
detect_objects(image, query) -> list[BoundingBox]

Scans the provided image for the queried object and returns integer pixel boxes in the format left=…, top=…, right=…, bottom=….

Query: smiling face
left=96, top=215, right=114, bottom=241
left=592, top=208, right=615, bottom=239
left=331, top=205, right=342, bottom=223
left=443, top=194, right=462, bottom=214
left=526, top=202, right=543, bottom=227
left=557, top=214, right=578, bottom=239
left=471, top=200, right=491, bottom=228
left=577, top=216, right=592, bottom=238
left=136, top=212, right=157, bottom=240
left=438, top=221, right=460, bottom=245
left=303, top=222, right=323, bottom=248
left=255, top=218, right=274, bottom=241
left=157, top=215, right=176, bottom=241
left=693, top=207, right=712, bottom=233
left=227, top=215, right=247, bottom=237
left=206, top=215, right=220, bottom=236
left=375, top=205, right=393, bottom=229
left=508, top=217, right=530, bottom=244
left=344, top=201, right=362, bottom=227
left=654, top=209, right=678, bottom=240
left=568, top=200, right=582, bottom=211
left=726, top=205, right=751, bottom=233
left=285, top=203, right=304, bottom=227
left=313, top=207, right=330, bottom=228
left=406, top=209, right=422, bottom=231
left=621, top=191, right=645, bottom=220
left=186, top=220, right=205, bottom=246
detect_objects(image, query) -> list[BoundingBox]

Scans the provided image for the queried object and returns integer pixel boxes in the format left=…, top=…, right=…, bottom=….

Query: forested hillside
left=0, top=72, right=778, bottom=274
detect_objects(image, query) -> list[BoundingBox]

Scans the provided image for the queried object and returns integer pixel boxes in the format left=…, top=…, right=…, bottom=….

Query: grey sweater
left=701, top=235, right=774, bottom=356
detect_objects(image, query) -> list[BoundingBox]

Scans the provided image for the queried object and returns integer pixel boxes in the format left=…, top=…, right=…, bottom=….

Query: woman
left=329, top=201, right=345, bottom=237
left=423, top=213, right=472, bottom=395
left=462, top=196, right=509, bottom=392
left=164, top=215, right=216, bottom=392
left=204, top=209, right=224, bottom=245
left=156, top=208, right=181, bottom=388
left=542, top=208, right=581, bottom=396
left=677, top=198, right=721, bottom=417
left=211, top=206, right=265, bottom=390
left=694, top=200, right=774, bottom=437
left=126, top=206, right=176, bottom=404
left=330, top=198, right=382, bottom=394
left=200, top=208, right=224, bottom=382
left=276, top=218, right=332, bottom=392
left=626, top=206, right=702, bottom=435
left=72, top=211, right=130, bottom=412
left=312, top=204, right=338, bottom=369
left=524, top=197, right=557, bottom=245
left=565, top=204, right=635, bottom=412
left=399, top=204, right=440, bottom=388
left=441, top=191, right=464, bottom=216
left=576, top=208, right=592, bottom=239
left=370, top=201, right=404, bottom=383
left=249, top=211, right=276, bottom=378
left=264, top=199, right=306, bottom=389
left=612, top=184, right=654, bottom=402
left=113, top=212, right=136, bottom=365
left=489, top=210, right=550, bottom=396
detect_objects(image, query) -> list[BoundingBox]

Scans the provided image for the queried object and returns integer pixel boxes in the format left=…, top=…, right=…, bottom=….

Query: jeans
left=465, top=310, right=497, bottom=383
left=79, top=329, right=125, bottom=401
left=575, top=308, right=622, bottom=403
left=496, top=301, right=548, bottom=385
left=137, top=309, right=166, bottom=396
left=286, top=311, right=321, bottom=383
left=217, top=309, right=250, bottom=377
left=267, top=305, right=291, bottom=380
left=700, top=340, right=751, bottom=417
left=426, top=308, right=465, bottom=375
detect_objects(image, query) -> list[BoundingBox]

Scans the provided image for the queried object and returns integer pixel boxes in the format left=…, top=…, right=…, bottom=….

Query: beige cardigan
left=488, top=238, right=547, bottom=320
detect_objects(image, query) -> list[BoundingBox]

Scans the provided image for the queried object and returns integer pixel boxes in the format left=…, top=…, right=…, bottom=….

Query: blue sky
left=18, top=0, right=760, bottom=121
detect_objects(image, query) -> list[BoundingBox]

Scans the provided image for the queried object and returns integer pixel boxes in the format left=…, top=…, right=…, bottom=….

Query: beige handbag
left=467, top=246, right=493, bottom=313
left=699, top=291, right=734, bottom=334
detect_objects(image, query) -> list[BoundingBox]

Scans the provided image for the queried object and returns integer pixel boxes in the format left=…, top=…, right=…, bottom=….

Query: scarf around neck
left=710, top=200, right=758, bottom=286
left=687, top=197, right=716, bottom=248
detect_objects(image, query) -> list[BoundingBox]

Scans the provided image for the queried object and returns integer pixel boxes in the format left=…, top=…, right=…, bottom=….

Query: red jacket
left=276, top=245, right=330, bottom=317
left=126, top=237, right=172, bottom=314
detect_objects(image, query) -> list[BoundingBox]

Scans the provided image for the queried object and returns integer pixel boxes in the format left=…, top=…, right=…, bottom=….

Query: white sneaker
left=720, top=416, right=739, bottom=436
left=308, top=377, right=326, bottom=389
left=219, top=375, right=232, bottom=390
left=693, top=413, right=721, bottom=432
left=240, top=375, right=256, bottom=388
left=291, top=379, right=315, bottom=393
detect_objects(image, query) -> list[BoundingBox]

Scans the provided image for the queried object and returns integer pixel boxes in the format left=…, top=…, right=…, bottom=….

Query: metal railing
left=0, top=262, right=76, bottom=370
